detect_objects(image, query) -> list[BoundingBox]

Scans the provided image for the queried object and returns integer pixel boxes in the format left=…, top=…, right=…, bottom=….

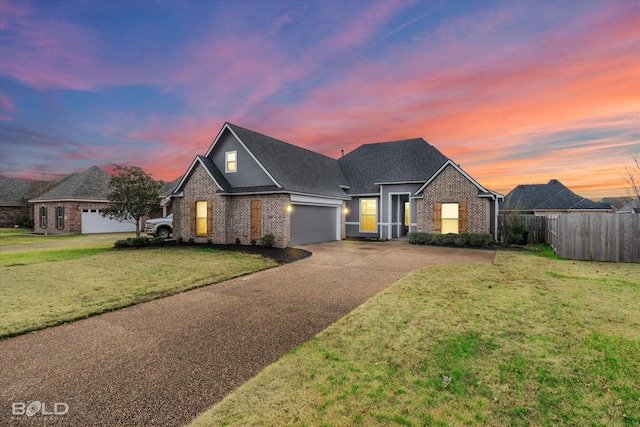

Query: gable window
left=360, top=199, right=377, bottom=232
left=225, top=151, right=237, bottom=173
left=196, top=201, right=209, bottom=235
left=56, top=206, right=64, bottom=229
left=40, top=206, right=47, bottom=229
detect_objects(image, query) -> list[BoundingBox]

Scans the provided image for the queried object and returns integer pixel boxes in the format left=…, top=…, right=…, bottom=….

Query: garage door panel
left=290, top=205, right=337, bottom=246
left=81, top=210, right=137, bottom=233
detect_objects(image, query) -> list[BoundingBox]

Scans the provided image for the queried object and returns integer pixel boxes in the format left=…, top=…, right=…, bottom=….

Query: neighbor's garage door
left=290, top=205, right=338, bottom=246
left=81, top=209, right=137, bottom=233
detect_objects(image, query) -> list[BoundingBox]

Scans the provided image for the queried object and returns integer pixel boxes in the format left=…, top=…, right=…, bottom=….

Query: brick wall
left=416, top=165, right=490, bottom=234
left=225, top=194, right=291, bottom=248
left=173, top=164, right=226, bottom=244
left=32, top=201, right=109, bottom=234
left=173, top=165, right=296, bottom=247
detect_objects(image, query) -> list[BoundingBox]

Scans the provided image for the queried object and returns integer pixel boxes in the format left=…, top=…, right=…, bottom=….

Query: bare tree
left=624, top=155, right=640, bottom=203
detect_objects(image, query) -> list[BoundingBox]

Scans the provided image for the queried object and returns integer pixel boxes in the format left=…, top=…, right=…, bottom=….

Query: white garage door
left=290, top=205, right=338, bottom=246
left=81, top=209, right=137, bottom=233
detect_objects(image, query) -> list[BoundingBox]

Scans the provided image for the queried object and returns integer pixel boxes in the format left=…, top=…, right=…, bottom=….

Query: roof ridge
left=226, top=122, right=338, bottom=162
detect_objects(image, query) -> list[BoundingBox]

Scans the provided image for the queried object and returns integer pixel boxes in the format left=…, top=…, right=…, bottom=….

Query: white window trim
left=441, top=202, right=460, bottom=234
left=40, top=206, right=47, bottom=229
left=56, top=206, right=64, bottom=229
left=196, top=201, right=209, bottom=236
left=225, top=150, right=237, bottom=173
left=359, top=198, right=378, bottom=233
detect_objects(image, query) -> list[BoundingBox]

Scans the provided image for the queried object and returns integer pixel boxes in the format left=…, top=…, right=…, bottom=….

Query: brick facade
left=173, top=165, right=225, bottom=244
left=32, top=201, right=108, bottom=234
left=225, top=194, right=291, bottom=248
left=416, top=165, right=490, bottom=234
left=173, top=164, right=292, bottom=247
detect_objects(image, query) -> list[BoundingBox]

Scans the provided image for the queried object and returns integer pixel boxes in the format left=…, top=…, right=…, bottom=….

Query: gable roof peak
left=29, top=166, right=111, bottom=202
left=203, top=122, right=349, bottom=199
left=338, top=137, right=449, bottom=194
left=502, top=178, right=610, bottom=211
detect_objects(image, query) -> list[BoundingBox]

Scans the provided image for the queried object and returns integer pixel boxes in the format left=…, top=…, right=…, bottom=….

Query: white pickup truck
left=144, top=214, right=173, bottom=239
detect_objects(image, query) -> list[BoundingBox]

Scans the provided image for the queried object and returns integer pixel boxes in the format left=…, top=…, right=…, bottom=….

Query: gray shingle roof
left=30, top=166, right=111, bottom=201
left=0, top=178, right=34, bottom=206
left=159, top=176, right=183, bottom=197
left=337, top=138, right=449, bottom=194
left=196, top=155, right=231, bottom=191
left=599, top=197, right=630, bottom=210
left=227, top=123, right=349, bottom=199
left=502, top=179, right=612, bottom=211
left=617, top=199, right=640, bottom=214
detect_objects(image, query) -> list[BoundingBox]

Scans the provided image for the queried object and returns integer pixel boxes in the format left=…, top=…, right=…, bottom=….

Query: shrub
left=498, top=212, right=525, bottom=246
left=258, top=234, right=275, bottom=248
left=15, top=215, right=34, bottom=229
left=408, top=232, right=493, bottom=248
left=130, top=237, right=149, bottom=247
left=113, top=237, right=150, bottom=248
left=150, top=236, right=165, bottom=245
left=114, top=239, right=133, bottom=248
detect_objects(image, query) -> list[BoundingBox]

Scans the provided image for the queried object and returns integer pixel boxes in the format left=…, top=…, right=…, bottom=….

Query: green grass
left=0, top=247, right=276, bottom=338
left=0, top=228, right=87, bottom=246
left=0, top=247, right=112, bottom=266
left=189, top=251, right=640, bottom=427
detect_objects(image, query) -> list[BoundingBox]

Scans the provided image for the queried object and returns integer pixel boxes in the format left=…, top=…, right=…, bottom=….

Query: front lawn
left=190, top=251, right=640, bottom=426
left=0, top=247, right=276, bottom=338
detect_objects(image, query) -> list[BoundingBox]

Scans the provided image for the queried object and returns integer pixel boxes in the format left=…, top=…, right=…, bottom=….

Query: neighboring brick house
left=501, top=179, right=612, bottom=215
left=0, top=178, right=58, bottom=227
left=170, top=123, right=503, bottom=247
left=28, top=166, right=138, bottom=234
left=158, top=176, right=183, bottom=218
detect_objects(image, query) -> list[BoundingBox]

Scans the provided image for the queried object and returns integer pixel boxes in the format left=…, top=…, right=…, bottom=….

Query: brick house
left=171, top=123, right=503, bottom=247
left=29, top=166, right=138, bottom=234
left=501, top=179, right=612, bottom=215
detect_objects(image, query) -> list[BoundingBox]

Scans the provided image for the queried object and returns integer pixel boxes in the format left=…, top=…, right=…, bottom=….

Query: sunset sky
left=1, top=0, right=638, bottom=200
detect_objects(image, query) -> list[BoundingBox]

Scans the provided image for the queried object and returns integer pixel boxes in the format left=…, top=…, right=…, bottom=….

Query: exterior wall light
left=343, top=207, right=349, bottom=215
left=285, top=204, right=293, bottom=213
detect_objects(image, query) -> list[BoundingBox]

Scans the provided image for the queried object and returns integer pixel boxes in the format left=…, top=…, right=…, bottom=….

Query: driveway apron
left=0, top=240, right=494, bottom=426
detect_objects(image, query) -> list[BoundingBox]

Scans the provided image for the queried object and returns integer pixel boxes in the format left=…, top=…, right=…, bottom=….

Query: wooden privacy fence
left=497, top=214, right=547, bottom=244
left=547, top=214, right=640, bottom=262
left=521, top=215, right=547, bottom=244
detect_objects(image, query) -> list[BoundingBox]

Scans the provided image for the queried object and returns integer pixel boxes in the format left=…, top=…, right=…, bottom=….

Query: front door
left=251, top=200, right=262, bottom=240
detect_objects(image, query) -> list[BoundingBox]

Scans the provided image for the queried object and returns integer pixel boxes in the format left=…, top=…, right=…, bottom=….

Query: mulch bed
left=114, top=240, right=312, bottom=265
left=202, top=244, right=312, bottom=265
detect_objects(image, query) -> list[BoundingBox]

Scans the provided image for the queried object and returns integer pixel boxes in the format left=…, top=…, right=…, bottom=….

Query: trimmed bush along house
left=170, top=123, right=503, bottom=248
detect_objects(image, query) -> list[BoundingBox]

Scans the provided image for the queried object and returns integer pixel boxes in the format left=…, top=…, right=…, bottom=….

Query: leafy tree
left=102, top=164, right=162, bottom=237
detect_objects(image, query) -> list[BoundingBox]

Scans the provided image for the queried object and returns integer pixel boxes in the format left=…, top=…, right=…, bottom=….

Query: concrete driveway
left=0, top=240, right=494, bottom=427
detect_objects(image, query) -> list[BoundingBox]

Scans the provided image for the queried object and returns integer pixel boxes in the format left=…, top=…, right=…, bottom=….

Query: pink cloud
left=241, top=5, right=639, bottom=199
left=0, top=92, right=18, bottom=113
left=323, top=0, right=407, bottom=50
